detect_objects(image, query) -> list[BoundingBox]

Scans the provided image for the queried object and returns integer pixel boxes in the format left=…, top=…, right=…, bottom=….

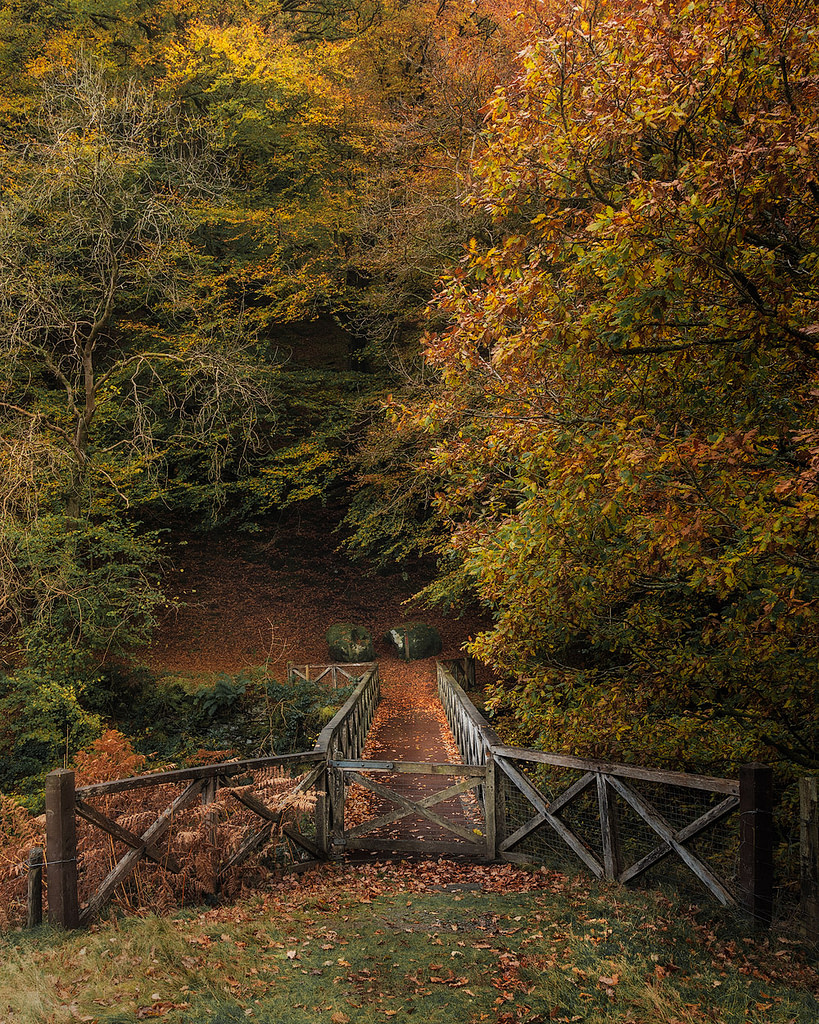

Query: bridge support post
left=330, top=765, right=346, bottom=853
left=315, top=763, right=330, bottom=857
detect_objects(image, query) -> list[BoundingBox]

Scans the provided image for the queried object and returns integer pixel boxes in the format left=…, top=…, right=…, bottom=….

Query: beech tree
left=415, top=0, right=819, bottom=769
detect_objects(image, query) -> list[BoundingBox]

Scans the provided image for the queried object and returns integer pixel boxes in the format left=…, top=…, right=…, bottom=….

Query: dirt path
left=139, top=508, right=490, bottom=853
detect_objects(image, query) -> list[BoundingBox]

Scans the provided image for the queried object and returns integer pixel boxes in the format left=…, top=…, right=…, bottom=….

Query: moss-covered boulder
left=326, top=622, right=374, bottom=663
left=385, top=622, right=442, bottom=660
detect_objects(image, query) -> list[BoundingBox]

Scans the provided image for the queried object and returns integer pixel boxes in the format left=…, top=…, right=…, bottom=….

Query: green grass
left=1, top=863, right=817, bottom=1024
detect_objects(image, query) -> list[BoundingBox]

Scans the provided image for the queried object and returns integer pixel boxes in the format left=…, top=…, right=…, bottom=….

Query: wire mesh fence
left=71, top=755, right=324, bottom=924
left=495, top=758, right=739, bottom=905
left=435, top=663, right=792, bottom=921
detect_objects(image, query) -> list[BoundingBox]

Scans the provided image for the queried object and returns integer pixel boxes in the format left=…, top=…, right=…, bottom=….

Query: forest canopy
left=0, top=0, right=817, bottom=793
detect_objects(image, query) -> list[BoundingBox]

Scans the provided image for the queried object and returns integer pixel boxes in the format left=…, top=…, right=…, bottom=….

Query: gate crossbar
left=343, top=772, right=484, bottom=843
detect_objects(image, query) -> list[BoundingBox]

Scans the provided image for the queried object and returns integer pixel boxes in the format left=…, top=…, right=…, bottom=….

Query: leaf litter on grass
left=2, top=859, right=818, bottom=1024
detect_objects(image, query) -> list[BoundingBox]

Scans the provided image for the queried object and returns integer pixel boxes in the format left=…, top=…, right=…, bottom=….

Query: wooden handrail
left=314, top=663, right=380, bottom=757
left=492, top=747, right=739, bottom=796
left=75, top=750, right=324, bottom=799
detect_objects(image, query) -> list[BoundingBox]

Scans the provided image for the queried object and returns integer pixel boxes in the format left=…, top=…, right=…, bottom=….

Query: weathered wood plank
left=494, top=756, right=604, bottom=878
left=46, top=769, right=80, bottom=929
left=345, top=777, right=483, bottom=839
left=79, top=779, right=206, bottom=925
left=484, top=752, right=497, bottom=861
left=332, top=760, right=485, bottom=777
left=618, top=795, right=739, bottom=884
left=345, top=771, right=481, bottom=845
left=548, top=772, right=597, bottom=815
left=282, top=825, right=322, bottom=860
left=229, top=788, right=281, bottom=823
left=330, top=767, right=346, bottom=849
left=27, top=847, right=43, bottom=929
left=499, top=810, right=548, bottom=855
left=76, top=751, right=324, bottom=799
left=314, top=765, right=329, bottom=859
left=220, top=822, right=274, bottom=876
left=74, top=799, right=182, bottom=873
left=606, top=775, right=735, bottom=906
left=500, top=851, right=545, bottom=867
left=597, top=775, right=622, bottom=881
left=344, top=838, right=482, bottom=856
left=492, top=747, right=738, bottom=795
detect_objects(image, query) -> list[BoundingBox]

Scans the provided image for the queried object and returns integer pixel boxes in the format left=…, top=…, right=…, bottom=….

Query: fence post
left=27, top=846, right=43, bottom=928
left=201, top=777, right=220, bottom=893
left=45, top=769, right=80, bottom=929
left=330, top=765, right=346, bottom=852
left=315, top=763, right=330, bottom=858
left=484, top=752, right=497, bottom=862
left=597, top=775, right=622, bottom=881
left=800, top=777, right=819, bottom=941
left=739, top=763, right=773, bottom=926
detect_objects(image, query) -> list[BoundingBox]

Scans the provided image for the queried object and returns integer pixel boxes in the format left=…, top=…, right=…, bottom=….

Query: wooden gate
left=329, top=759, right=491, bottom=860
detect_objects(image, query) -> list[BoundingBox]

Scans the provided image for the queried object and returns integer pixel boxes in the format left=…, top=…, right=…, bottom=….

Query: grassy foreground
left=1, top=860, right=817, bottom=1024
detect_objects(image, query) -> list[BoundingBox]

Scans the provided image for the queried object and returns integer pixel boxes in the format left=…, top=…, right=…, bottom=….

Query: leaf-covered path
left=141, top=508, right=490, bottom=852
left=143, top=508, right=490, bottom=687
left=344, top=657, right=484, bottom=851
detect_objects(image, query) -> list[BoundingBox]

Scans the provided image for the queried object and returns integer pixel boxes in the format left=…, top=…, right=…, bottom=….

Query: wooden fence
left=437, top=663, right=775, bottom=924
left=439, top=656, right=476, bottom=691
left=30, top=658, right=817, bottom=934
left=41, top=664, right=381, bottom=929
left=287, top=663, right=375, bottom=688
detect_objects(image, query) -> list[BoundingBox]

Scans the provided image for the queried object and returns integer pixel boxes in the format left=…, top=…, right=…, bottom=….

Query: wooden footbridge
left=41, top=661, right=774, bottom=929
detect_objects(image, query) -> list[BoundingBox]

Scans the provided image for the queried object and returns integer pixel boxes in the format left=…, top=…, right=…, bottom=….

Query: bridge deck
left=343, top=656, right=483, bottom=851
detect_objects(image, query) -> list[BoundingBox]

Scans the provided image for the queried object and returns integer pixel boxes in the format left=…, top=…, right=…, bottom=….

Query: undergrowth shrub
left=0, top=669, right=103, bottom=810
left=71, top=731, right=316, bottom=926
left=259, top=678, right=355, bottom=753
left=0, top=792, right=44, bottom=929
left=99, top=666, right=354, bottom=761
left=0, top=729, right=319, bottom=929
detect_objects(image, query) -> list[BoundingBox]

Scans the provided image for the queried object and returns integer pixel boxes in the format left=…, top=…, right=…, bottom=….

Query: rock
left=326, top=622, right=374, bottom=663
left=385, top=622, right=442, bottom=660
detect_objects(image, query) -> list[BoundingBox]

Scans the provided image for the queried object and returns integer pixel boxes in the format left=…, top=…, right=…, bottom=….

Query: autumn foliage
left=413, top=0, right=819, bottom=770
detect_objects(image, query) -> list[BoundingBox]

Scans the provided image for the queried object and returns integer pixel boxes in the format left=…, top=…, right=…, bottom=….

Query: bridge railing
left=314, top=662, right=380, bottom=762
left=287, top=662, right=376, bottom=688
left=437, top=662, right=773, bottom=924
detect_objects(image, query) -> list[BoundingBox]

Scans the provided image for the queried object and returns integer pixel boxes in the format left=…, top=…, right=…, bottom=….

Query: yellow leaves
left=161, top=21, right=352, bottom=145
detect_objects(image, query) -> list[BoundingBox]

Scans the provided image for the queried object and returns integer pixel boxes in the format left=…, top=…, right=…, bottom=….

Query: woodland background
left=0, top=0, right=817, bottom=813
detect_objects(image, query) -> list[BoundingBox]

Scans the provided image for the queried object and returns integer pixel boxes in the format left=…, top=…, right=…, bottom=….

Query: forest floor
left=141, top=502, right=491, bottom=685
left=4, top=860, right=819, bottom=1024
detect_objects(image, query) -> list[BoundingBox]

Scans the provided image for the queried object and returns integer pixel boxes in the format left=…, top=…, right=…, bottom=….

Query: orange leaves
left=74, top=730, right=147, bottom=787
